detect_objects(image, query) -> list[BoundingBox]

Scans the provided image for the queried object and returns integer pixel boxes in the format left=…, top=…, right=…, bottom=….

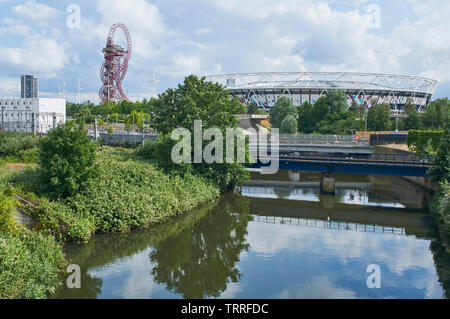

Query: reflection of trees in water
left=430, top=238, right=450, bottom=299
left=149, top=195, right=252, bottom=298
left=51, top=199, right=229, bottom=299
left=274, top=188, right=292, bottom=199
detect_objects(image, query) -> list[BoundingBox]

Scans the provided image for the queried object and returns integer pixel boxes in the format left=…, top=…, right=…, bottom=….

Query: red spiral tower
left=99, top=23, right=132, bottom=103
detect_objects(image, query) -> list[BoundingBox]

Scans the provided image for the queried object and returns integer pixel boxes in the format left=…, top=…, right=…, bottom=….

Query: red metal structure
left=99, top=23, right=132, bottom=103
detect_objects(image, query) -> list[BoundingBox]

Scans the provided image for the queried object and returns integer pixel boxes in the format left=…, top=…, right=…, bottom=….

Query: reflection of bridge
left=248, top=197, right=433, bottom=237
left=252, top=214, right=406, bottom=235
left=253, top=153, right=434, bottom=177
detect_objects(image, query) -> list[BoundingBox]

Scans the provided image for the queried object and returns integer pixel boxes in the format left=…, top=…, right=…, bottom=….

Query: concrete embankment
left=374, top=145, right=438, bottom=194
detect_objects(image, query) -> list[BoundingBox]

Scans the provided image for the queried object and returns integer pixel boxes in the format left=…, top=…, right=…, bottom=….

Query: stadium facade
left=206, top=72, right=437, bottom=113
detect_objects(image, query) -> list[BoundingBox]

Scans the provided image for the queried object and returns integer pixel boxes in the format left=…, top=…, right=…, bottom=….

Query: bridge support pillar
left=288, top=170, right=300, bottom=182
left=320, top=173, right=336, bottom=195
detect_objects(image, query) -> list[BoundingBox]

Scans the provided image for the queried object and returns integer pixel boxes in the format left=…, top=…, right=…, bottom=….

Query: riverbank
left=0, top=146, right=220, bottom=298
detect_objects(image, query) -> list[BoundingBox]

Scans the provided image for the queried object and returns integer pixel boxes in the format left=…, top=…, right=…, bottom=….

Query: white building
left=0, top=98, right=66, bottom=134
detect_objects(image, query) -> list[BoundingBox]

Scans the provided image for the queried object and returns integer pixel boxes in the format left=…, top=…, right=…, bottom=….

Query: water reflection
left=51, top=179, right=449, bottom=299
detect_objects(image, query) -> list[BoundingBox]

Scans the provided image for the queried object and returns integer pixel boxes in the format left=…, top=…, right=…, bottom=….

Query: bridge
left=251, top=152, right=434, bottom=194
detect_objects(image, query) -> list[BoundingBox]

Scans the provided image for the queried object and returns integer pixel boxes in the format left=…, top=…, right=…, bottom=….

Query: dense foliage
left=269, top=97, right=298, bottom=129
left=0, top=230, right=66, bottom=299
left=296, top=90, right=364, bottom=134
left=151, top=75, right=245, bottom=135
left=280, top=114, right=298, bottom=134
left=38, top=122, right=97, bottom=198
left=407, top=130, right=443, bottom=155
left=19, top=147, right=220, bottom=243
left=0, top=185, right=18, bottom=234
left=0, top=132, right=39, bottom=163
left=0, top=179, right=66, bottom=299
left=367, top=103, right=392, bottom=131
left=148, top=75, right=249, bottom=191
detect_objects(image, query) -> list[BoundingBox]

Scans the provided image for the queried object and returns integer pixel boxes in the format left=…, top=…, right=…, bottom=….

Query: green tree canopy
left=151, top=75, right=245, bottom=135
left=280, top=114, right=298, bottom=134
left=422, top=98, right=450, bottom=129
left=269, top=97, right=297, bottom=129
left=247, top=102, right=259, bottom=114
left=297, top=101, right=314, bottom=134
left=403, top=99, right=421, bottom=130
left=367, top=103, right=392, bottom=131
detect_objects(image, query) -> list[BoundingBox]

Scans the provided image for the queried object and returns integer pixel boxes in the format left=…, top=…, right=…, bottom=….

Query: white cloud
left=12, top=1, right=59, bottom=21
left=0, top=34, right=70, bottom=75
left=0, top=24, right=30, bottom=37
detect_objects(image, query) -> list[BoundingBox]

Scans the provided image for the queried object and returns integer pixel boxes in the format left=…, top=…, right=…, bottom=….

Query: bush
left=0, top=132, right=39, bottom=159
left=0, top=230, right=67, bottom=299
left=432, top=182, right=450, bottom=243
left=0, top=185, right=18, bottom=234
left=407, top=130, right=443, bottom=154
left=280, top=115, right=298, bottom=134
left=38, top=122, right=97, bottom=198
left=32, top=199, right=95, bottom=243
left=21, top=147, right=220, bottom=242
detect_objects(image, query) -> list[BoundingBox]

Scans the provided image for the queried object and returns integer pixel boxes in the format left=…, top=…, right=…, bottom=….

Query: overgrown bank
left=0, top=145, right=221, bottom=298
left=17, top=147, right=220, bottom=243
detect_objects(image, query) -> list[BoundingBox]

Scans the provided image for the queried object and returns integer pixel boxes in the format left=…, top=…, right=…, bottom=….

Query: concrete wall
left=374, top=145, right=438, bottom=193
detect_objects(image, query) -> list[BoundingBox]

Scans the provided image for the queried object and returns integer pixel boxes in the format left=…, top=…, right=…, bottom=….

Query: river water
left=52, top=172, right=450, bottom=299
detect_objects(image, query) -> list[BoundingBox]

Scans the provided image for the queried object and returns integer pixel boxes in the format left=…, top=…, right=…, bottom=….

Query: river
left=51, top=172, right=450, bottom=299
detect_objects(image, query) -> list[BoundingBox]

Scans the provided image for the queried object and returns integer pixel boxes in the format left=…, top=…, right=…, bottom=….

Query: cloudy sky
left=0, top=0, right=449, bottom=103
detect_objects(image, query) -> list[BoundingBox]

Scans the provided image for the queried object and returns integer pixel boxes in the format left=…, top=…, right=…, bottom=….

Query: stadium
left=206, top=72, right=438, bottom=114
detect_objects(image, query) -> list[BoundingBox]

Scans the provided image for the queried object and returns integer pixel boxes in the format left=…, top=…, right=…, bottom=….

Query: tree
left=422, top=98, right=450, bottom=129
left=151, top=75, right=245, bottom=135
left=280, top=115, right=298, bottom=134
left=297, top=102, right=314, bottom=133
left=38, top=122, right=97, bottom=198
left=247, top=102, right=259, bottom=114
left=403, top=99, right=421, bottom=130
left=367, top=103, right=392, bottom=131
left=429, top=127, right=450, bottom=183
left=269, top=97, right=297, bottom=129
left=148, top=75, right=249, bottom=192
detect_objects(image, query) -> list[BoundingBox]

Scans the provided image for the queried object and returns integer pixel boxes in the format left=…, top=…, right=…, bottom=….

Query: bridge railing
left=275, top=152, right=434, bottom=167
left=255, top=134, right=369, bottom=146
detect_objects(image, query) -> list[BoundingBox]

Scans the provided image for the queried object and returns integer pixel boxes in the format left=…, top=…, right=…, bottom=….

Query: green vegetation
left=0, top=132, right=39, bottom=163
left=280, top=114, right=298, bottom=134
left=38, top=122, right=97, bottom=199
left=295, top=90, right=363, bottom=134
left=149, top=75, right=250, bottom=192
left=0, top=183, right=66, bottom=299
left=407, top=130, right=443, bottom=155
left=0, top=229, right=66, bottom=299
left=269, top=97, right=298, bottom=130
left=14, top=147, right=219, bottom=243
left=426, top=127, right=450, bottom=248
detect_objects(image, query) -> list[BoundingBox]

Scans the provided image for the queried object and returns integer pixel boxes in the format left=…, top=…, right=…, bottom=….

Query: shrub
left=38, top=122, right=97, bottom=198
left=0, top=229, right=67, bottom=299
left=0, top=185, right=18, bottom=234
left=0, top=132, right=39, bottom=159
left=280, top=115, right=298, bottom=134
left=407, top=130, right=443, bottom=154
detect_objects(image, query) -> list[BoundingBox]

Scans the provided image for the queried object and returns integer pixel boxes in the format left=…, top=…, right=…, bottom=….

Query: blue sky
left=0, top=0, right=449, bottom=103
